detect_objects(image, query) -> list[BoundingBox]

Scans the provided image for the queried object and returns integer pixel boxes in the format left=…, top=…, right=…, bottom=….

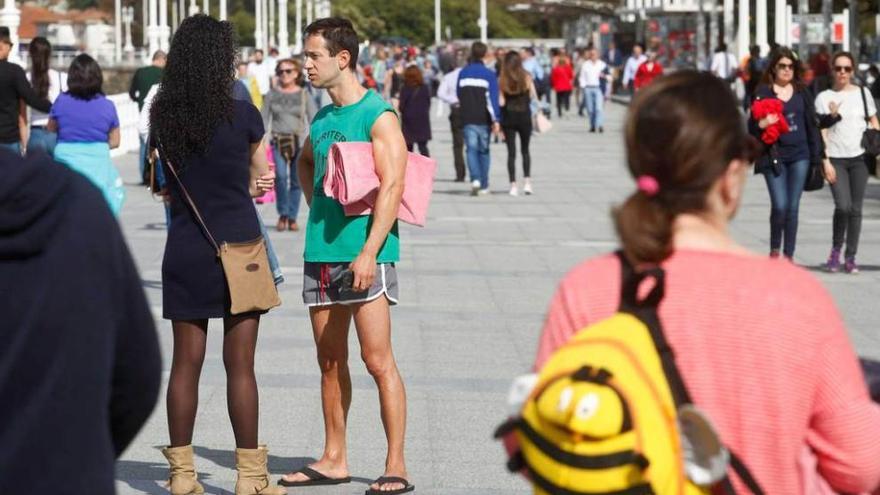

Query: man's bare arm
left=349, top=112, right=407, bottom=291
left=298, top=137, right=315, bottom=207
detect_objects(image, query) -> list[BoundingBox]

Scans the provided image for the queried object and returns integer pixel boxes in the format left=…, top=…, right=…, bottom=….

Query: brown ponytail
left=613, top=71, right=757, bottom=264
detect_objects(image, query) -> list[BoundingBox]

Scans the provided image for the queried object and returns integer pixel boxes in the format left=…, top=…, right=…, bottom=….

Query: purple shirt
left=50, top=93, right=119, bottom=143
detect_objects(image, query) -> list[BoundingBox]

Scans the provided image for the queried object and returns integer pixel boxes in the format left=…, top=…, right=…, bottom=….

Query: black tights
left=556, top=90, right=571, bottom=117
left=406, top=141, right=430, bottom=157
left=167, top=316, right=260, bottom=449
left=503, top=117, right=532, bottom=182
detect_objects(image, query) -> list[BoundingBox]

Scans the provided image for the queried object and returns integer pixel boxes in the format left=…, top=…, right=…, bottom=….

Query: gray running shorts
left=302, top=261, right=399, bottom=307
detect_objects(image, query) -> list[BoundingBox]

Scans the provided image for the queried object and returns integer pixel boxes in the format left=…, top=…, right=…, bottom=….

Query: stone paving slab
left=114, top=102, right=880, bottom=494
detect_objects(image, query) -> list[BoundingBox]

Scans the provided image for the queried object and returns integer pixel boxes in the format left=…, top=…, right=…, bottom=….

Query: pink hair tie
left=636, top=175, right=660, bottom=197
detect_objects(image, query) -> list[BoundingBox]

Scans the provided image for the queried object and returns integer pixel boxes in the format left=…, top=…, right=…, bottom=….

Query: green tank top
left=304, top=90, right=400, bottom=263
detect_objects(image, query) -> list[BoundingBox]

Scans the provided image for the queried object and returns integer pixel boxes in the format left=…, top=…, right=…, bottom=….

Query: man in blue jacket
left=457, top=41, right=501, bottom=196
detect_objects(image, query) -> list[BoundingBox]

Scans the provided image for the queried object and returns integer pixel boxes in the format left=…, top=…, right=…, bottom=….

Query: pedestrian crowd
left=2, top=13, right=880, bottom=495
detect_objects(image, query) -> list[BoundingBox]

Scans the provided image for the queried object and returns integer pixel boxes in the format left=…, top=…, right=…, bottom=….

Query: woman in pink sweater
left=533, top=71, right=880, bottom=493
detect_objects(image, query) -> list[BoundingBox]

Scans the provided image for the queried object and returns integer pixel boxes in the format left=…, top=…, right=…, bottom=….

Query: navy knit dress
left=161, top=100, right=265, bottom=320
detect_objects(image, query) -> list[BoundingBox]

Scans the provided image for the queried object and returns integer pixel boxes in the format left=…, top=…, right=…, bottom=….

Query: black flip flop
left=364, top=476, right=415, bottom=495
left=277, top=466, right=352, bottom=487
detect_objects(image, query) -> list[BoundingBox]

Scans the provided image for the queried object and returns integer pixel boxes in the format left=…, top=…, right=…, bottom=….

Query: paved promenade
left=115, top=102, right=880, bottom=494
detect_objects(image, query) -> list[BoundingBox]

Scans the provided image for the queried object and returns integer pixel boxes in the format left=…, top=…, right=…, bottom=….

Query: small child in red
left=750, top=98, right=790, bottom=144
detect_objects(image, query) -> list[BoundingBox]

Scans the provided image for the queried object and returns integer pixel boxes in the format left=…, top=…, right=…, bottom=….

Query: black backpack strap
left=616, top=251, right=691, bottom=405
left=615, top=251, right=765, bottom=495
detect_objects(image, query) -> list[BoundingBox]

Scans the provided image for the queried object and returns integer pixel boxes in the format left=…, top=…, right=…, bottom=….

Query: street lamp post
left=268, top=0, right=275, bottom=48
left=756, top=0, right=768, bottom=51
left=295, top=0, right=302, bottom=52
left=479, top=0, right=487, bottom=43
left=435, top=0, right=441, bottom=46
left=254, top=0, right=263, bottom=50
left=737, top=0, right=750, bottom=58
left=147, top=0, right=159, bottom=58
left=278, top=0, right=288, bottom=55
left=159, top=0, right=169, bottom=52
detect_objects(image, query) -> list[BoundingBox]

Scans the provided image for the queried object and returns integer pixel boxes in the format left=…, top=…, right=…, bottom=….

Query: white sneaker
left=523, top=181, right=533, bottom=195
left=509, top=183, right=519, bottom=196
left=478, top=188, right=490, bottom=195
left=471, top=180, right=480, bottom=196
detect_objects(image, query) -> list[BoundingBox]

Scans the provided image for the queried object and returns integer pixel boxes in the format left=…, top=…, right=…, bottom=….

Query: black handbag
left=859, top=86, right=880, bottom=155
left=804, top=159, right=825, bottom=191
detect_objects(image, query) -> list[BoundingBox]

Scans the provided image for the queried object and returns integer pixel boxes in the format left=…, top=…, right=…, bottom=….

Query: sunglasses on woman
left=276, top=68, right=295, bottom=76
left=776, top=62, right=794, bottom=71
left=833, top=65, right=853, bottom=73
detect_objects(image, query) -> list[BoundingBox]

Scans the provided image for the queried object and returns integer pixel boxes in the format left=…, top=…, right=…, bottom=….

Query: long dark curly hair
left=150, top=15, right=236, bottom=167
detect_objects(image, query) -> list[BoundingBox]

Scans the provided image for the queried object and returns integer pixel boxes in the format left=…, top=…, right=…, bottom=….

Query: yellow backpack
left=496, top=253, right=764, bottom=495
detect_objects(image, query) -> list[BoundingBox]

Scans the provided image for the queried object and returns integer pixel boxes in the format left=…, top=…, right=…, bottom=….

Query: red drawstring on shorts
left=319, top=264, right=329, bottom=303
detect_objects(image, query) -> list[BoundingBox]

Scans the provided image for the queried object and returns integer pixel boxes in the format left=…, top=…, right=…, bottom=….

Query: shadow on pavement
left=804, top=264, right=880, bottom=273
left=116, top=459, right=226, bottom=495
left=193, top=447, right=374, bottom=486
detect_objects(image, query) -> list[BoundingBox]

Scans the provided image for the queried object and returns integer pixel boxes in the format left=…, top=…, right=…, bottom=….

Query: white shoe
left=523, top=181, right=533, bottom=195
left=471, top=180, right=480, bottom=196
left=509, top=184, right=519, bottom=196
left=478, top=188, right=490, bottom=196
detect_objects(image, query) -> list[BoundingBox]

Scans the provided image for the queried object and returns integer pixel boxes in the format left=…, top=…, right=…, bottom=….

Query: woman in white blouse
left=815, top=51, right=880, bottom=274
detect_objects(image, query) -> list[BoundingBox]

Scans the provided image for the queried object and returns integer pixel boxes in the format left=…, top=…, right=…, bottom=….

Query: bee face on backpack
left=534, top=369, right=628, bottom=439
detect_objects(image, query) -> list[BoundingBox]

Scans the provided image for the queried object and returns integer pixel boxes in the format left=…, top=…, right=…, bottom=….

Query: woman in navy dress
left=398, top=65, right=432, bottom=156
left=149, top=15, right=284, bottom=495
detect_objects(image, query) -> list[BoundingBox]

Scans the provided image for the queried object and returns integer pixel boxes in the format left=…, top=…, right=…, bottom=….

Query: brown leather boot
left=235, top=445, right=286, bottom=494
left=162, top=445, right=205, bottom=495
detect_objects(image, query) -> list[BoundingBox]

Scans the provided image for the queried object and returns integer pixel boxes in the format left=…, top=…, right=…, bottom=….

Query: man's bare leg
left=352, top=296, right=408, bottom=492
left=280, top=305, right=353, bottom=483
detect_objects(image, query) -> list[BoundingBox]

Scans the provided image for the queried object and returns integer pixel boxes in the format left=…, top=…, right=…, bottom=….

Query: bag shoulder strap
left=615, top=251, right=765, bottom=495
left=860, top=85, right=871, bottom=122
left=160, top=147, right=221, bottom=256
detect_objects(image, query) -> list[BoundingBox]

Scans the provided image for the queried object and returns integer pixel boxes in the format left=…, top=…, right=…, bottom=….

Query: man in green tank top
left=280, top=18, right=414, bottom=495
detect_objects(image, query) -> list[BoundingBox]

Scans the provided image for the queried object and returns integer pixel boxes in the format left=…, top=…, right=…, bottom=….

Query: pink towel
left=323, top=141, right=437, bottom=227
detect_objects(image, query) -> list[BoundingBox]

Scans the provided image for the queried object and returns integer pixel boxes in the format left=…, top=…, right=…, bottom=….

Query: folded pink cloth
left=323, top=141, right=437, bottom=227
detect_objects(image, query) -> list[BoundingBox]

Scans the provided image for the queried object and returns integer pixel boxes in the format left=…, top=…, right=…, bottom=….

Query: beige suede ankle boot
left=162, top=445, right=205, bottom=495
left=234, top=445, right=286, bottom=494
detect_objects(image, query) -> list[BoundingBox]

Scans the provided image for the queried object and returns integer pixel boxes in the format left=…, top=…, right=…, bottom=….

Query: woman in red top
left=532, top=72, right=880, bottom=494
left=550, top=54, right=574, bottom=117
left=633, top=51, right=663, bottom=91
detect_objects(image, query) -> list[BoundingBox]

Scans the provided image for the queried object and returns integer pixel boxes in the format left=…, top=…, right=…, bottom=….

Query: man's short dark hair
left=152, top=50, right=166, bottom=61
left=304, top=17, right=359, bottom=71
left=0, top=26, right=10, bottom=45
left=67, top=53, right=103, bottom=100
left=254, top=49, right=264, bottom=56
left=523, top=47, right=536, bottom=57
left=469, top=42, right=487, bottom=63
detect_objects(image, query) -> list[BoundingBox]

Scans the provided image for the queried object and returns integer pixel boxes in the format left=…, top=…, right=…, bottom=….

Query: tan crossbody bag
left=165, top=160, right=281, bottom=315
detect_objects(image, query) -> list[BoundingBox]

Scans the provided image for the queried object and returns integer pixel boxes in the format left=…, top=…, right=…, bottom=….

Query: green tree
left=331, top=0, right=536, bottom=46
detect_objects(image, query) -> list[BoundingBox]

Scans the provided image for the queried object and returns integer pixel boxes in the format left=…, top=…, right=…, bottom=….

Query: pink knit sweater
left=534, top=250, right=880, bottom=494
